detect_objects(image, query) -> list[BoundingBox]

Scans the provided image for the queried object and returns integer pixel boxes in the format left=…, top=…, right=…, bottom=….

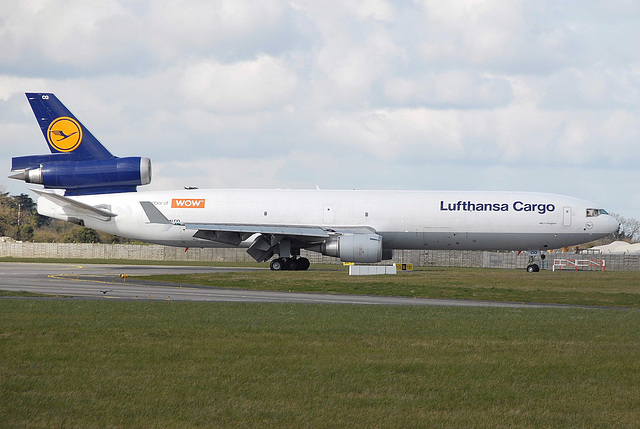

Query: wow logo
left=47, top=116, right=83, bottom=152
left=172, top=199, right=205, bottom=208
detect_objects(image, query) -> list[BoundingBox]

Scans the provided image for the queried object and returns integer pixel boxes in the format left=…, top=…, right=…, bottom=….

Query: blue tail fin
left=25, top=93, right=113, bottom=160
left=11, top=93, right=151, bottom=195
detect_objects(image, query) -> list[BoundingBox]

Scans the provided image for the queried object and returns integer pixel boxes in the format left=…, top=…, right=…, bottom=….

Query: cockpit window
left=586, top=208, right=608, bottom=217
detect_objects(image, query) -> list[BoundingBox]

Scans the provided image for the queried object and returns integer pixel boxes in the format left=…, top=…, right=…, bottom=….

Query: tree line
left=0, top=191, right=131, bottom=243
left=611, top=213, right=640, bottom=243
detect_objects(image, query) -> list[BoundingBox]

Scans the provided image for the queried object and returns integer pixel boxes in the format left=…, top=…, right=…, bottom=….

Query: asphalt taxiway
left=0, top=262, right=608, bottom=309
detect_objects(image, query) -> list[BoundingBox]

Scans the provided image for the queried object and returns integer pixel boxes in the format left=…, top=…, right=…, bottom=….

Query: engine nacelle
left=321, top=233, right=384, bottom=263
left=11, top=157, right=151, bottom=195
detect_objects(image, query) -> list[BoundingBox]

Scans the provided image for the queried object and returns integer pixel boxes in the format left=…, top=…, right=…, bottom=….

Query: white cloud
left=0, top=0, right=136, bottom=72
left=384, top=71, right=513, bottom=107
left=310, top=28, right=402, bottom=107
left=418, top=0, right=524, bottom=65
left=292, top=0, right=402, bottom=105
left=0, top=0, right=290, bottom=75
left=316, top=108, right=464, bottom=160
left=148, top=157, right=289, bottom=190
left=179, top=55, right=298, bottom=113
left=539, top=68, right=640, bottom=109
left=0, top=76, right=47, bottom=101
left=347, top=0, right=396, bottom=22
left=144, top=0, right=287, bottom=59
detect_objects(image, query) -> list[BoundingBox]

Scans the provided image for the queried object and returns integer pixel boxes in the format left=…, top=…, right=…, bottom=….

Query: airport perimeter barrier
left=0, top=242, right=639, bottom=271
left=552, top=258, right=606, bottom=271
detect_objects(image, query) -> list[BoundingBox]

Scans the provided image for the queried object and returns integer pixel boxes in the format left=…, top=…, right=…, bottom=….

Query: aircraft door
left=563, top=206, right=571, bottom=227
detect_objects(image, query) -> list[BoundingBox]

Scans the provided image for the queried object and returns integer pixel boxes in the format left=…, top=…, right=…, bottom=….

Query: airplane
left=9, top=93, right=619, bottom=272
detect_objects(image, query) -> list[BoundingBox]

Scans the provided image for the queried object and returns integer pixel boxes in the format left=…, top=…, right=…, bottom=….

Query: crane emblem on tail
left=47, top=116, right=82, bottom=152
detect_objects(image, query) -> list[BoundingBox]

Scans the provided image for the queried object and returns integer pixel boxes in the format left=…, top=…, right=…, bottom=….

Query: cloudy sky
left=1, top=0, right=639, bottom=219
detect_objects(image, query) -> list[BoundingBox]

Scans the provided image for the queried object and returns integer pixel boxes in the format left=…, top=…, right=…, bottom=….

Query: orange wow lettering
left=171, top=199, right=205, bottom=208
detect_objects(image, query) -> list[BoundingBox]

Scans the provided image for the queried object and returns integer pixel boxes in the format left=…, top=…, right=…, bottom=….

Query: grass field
left=2, top=265, right=640, bottom=427
left=138, top=267, right=640, bottom=307
left=1, top=299, right=639, bottom=428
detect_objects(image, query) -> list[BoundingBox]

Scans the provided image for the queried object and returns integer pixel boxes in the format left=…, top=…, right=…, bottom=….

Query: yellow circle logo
left=47, top=117, right=83, bottom=152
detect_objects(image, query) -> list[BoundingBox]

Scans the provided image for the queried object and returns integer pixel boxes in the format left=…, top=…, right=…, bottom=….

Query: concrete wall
left=1, top=242, right=639, bottom=271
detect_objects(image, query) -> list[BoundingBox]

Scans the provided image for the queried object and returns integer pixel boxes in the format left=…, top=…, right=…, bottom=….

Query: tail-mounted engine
left=10, top=93, right=153, bottom=196
left=10, top=155, right=151, bottom=196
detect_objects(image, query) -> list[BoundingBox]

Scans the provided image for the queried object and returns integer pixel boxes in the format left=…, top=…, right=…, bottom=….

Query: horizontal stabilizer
left=33, top=189, right=117, bottom=220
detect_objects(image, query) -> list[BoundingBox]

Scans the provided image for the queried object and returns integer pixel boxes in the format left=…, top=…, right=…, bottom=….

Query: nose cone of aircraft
left=606, top=215, right=620, bottom=234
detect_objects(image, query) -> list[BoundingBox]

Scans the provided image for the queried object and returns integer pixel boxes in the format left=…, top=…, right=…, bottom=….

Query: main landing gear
left=270, top=257, right=311, bottom=271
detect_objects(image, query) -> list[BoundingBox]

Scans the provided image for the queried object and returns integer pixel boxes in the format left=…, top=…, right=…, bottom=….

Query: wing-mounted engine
left=10, top=155, right=151, bottom=196
left=320, top=233, right=385, bottom=263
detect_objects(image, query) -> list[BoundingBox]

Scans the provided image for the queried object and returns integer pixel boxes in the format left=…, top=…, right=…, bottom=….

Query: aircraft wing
left=140, top=200, right=334, bottom=246
left=139, top=200, right=375, bottom=246
left=185, top=223, right=330, bottom=246
left=33, top=189, right=117, bottom=221
left=185, top=223, right=329, bottom=236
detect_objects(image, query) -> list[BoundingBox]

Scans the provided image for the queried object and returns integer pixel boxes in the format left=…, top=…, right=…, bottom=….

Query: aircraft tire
left=298, top=257, right=310, bottom=271
left=285, top=258, right=299, bottom=270
left=270, top=258, right=285, bottom=271
left=526, top=264, right=540, bottom=273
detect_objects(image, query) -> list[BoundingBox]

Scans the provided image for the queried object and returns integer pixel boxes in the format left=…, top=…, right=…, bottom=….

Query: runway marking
left=47, top=274, right=204, bottom=292
left=48, top=274, right=116, bottom=284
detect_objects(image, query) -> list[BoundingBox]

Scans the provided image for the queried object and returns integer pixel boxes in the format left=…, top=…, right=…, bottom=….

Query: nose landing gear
left=526, top=250, right=545, bottom=273
left=526, top=263, right=540, bottom=273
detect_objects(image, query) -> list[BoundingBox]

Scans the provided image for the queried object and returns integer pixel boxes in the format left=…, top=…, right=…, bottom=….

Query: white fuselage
left=38, top=189, right=619, bottom=252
